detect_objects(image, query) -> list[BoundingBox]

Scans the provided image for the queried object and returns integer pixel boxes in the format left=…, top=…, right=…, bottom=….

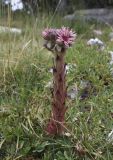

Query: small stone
left=109, top=51, right=113, bottom=65
left=109, top=32, right=113, bottom=41
left=67, top=84, right=78, bottom=100
left=4, top=0, right=23, bottom=11
left=0, top=26, right=22, bottom=34
left=87, top=38, right=96, bottom=46
left=87, top=38, right=104, bottom=49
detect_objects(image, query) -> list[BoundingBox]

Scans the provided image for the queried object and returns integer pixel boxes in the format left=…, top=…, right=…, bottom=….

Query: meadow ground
left=0, top=13, right=113, bottom=160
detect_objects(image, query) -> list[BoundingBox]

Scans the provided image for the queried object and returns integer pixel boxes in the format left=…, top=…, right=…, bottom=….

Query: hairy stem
left=46, top=53, right=67, bottom=135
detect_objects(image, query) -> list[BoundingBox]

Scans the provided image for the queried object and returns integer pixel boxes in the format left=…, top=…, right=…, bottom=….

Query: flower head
left=42, top=27, right=76, bottom=53
left=56, top=27, right=76, bottom=48
left=42, top=28, right=57, bottom=41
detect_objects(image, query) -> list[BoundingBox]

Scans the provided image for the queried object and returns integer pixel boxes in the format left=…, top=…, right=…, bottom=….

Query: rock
left=4, top=0, right=23, bottom=11
left=87, top=38, right=105, bottom=50
left=108, top=51, right=113, bottom=76
left=67, top=84, right=78, bottom=100
left=108, top=51, right=113, bottom=77
left=109, top=51, right=113, bottom=65
left=11, top=0, right=23, bottom=11
left=64, top=8, right=113, bottom=24
left=0, top=26, right=22, bottom=34
left=109, top=32, right=113, bottom=41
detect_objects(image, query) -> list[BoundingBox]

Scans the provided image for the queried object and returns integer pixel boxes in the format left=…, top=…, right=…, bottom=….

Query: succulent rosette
left=42, top=27, right=76, bottom=52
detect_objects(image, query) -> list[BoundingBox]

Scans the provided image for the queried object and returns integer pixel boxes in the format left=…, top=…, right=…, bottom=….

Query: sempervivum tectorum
left=42, top=27, right=76, bottom=135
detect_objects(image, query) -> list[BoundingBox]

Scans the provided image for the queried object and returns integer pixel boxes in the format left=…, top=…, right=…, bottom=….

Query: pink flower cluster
left=42, top=28, right=57, bottom=41
left=42, top=27, right=76, bottom=52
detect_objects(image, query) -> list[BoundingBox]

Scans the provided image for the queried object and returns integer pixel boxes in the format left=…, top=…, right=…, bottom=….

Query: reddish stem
left=46, top=53, right=67, bottom=135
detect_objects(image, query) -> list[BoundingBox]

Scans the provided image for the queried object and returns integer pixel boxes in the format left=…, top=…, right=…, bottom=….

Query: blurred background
left=0, top=0, right=113, bottom=16
left=1, top=0, right=113, bottom=29
left=0, top=0, right=113, bottom=15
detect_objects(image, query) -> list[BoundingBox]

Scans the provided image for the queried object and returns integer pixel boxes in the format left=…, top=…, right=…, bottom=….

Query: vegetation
left=0, top=12, right=113, bottom=159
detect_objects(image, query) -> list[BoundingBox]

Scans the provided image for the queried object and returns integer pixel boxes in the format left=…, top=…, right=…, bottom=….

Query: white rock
left=109, top=51, right=113, bottom=65
left=11, top=0, right=23, bottom=11
left=109, top=32, right=113, bottom=41
left=87, top=38, right=96, bottom=45
left=67, top=84, right=78, bottom=100
left=4, top=0, right=23, bottom=11
left=0, top=26, right=22, bottom=34
left=87, top=38, right=104, bottom=48
left=95, top=38, right=104, bottom=46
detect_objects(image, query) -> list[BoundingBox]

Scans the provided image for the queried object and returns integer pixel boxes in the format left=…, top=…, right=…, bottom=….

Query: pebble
left=4, top=0, right=23, bottom=11
left=109, top=32, right=113, bottom=41
left=109, top=51, right=113, bottom=65
left=87, top=38, right=104, bottom=46
left=67, top=84, right=78, bottom=100
left=0, top=26, right=22, bottom=34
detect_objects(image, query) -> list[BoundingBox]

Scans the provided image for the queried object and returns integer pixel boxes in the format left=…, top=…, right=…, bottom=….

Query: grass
left=0, top=12, right=113, bottom=160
